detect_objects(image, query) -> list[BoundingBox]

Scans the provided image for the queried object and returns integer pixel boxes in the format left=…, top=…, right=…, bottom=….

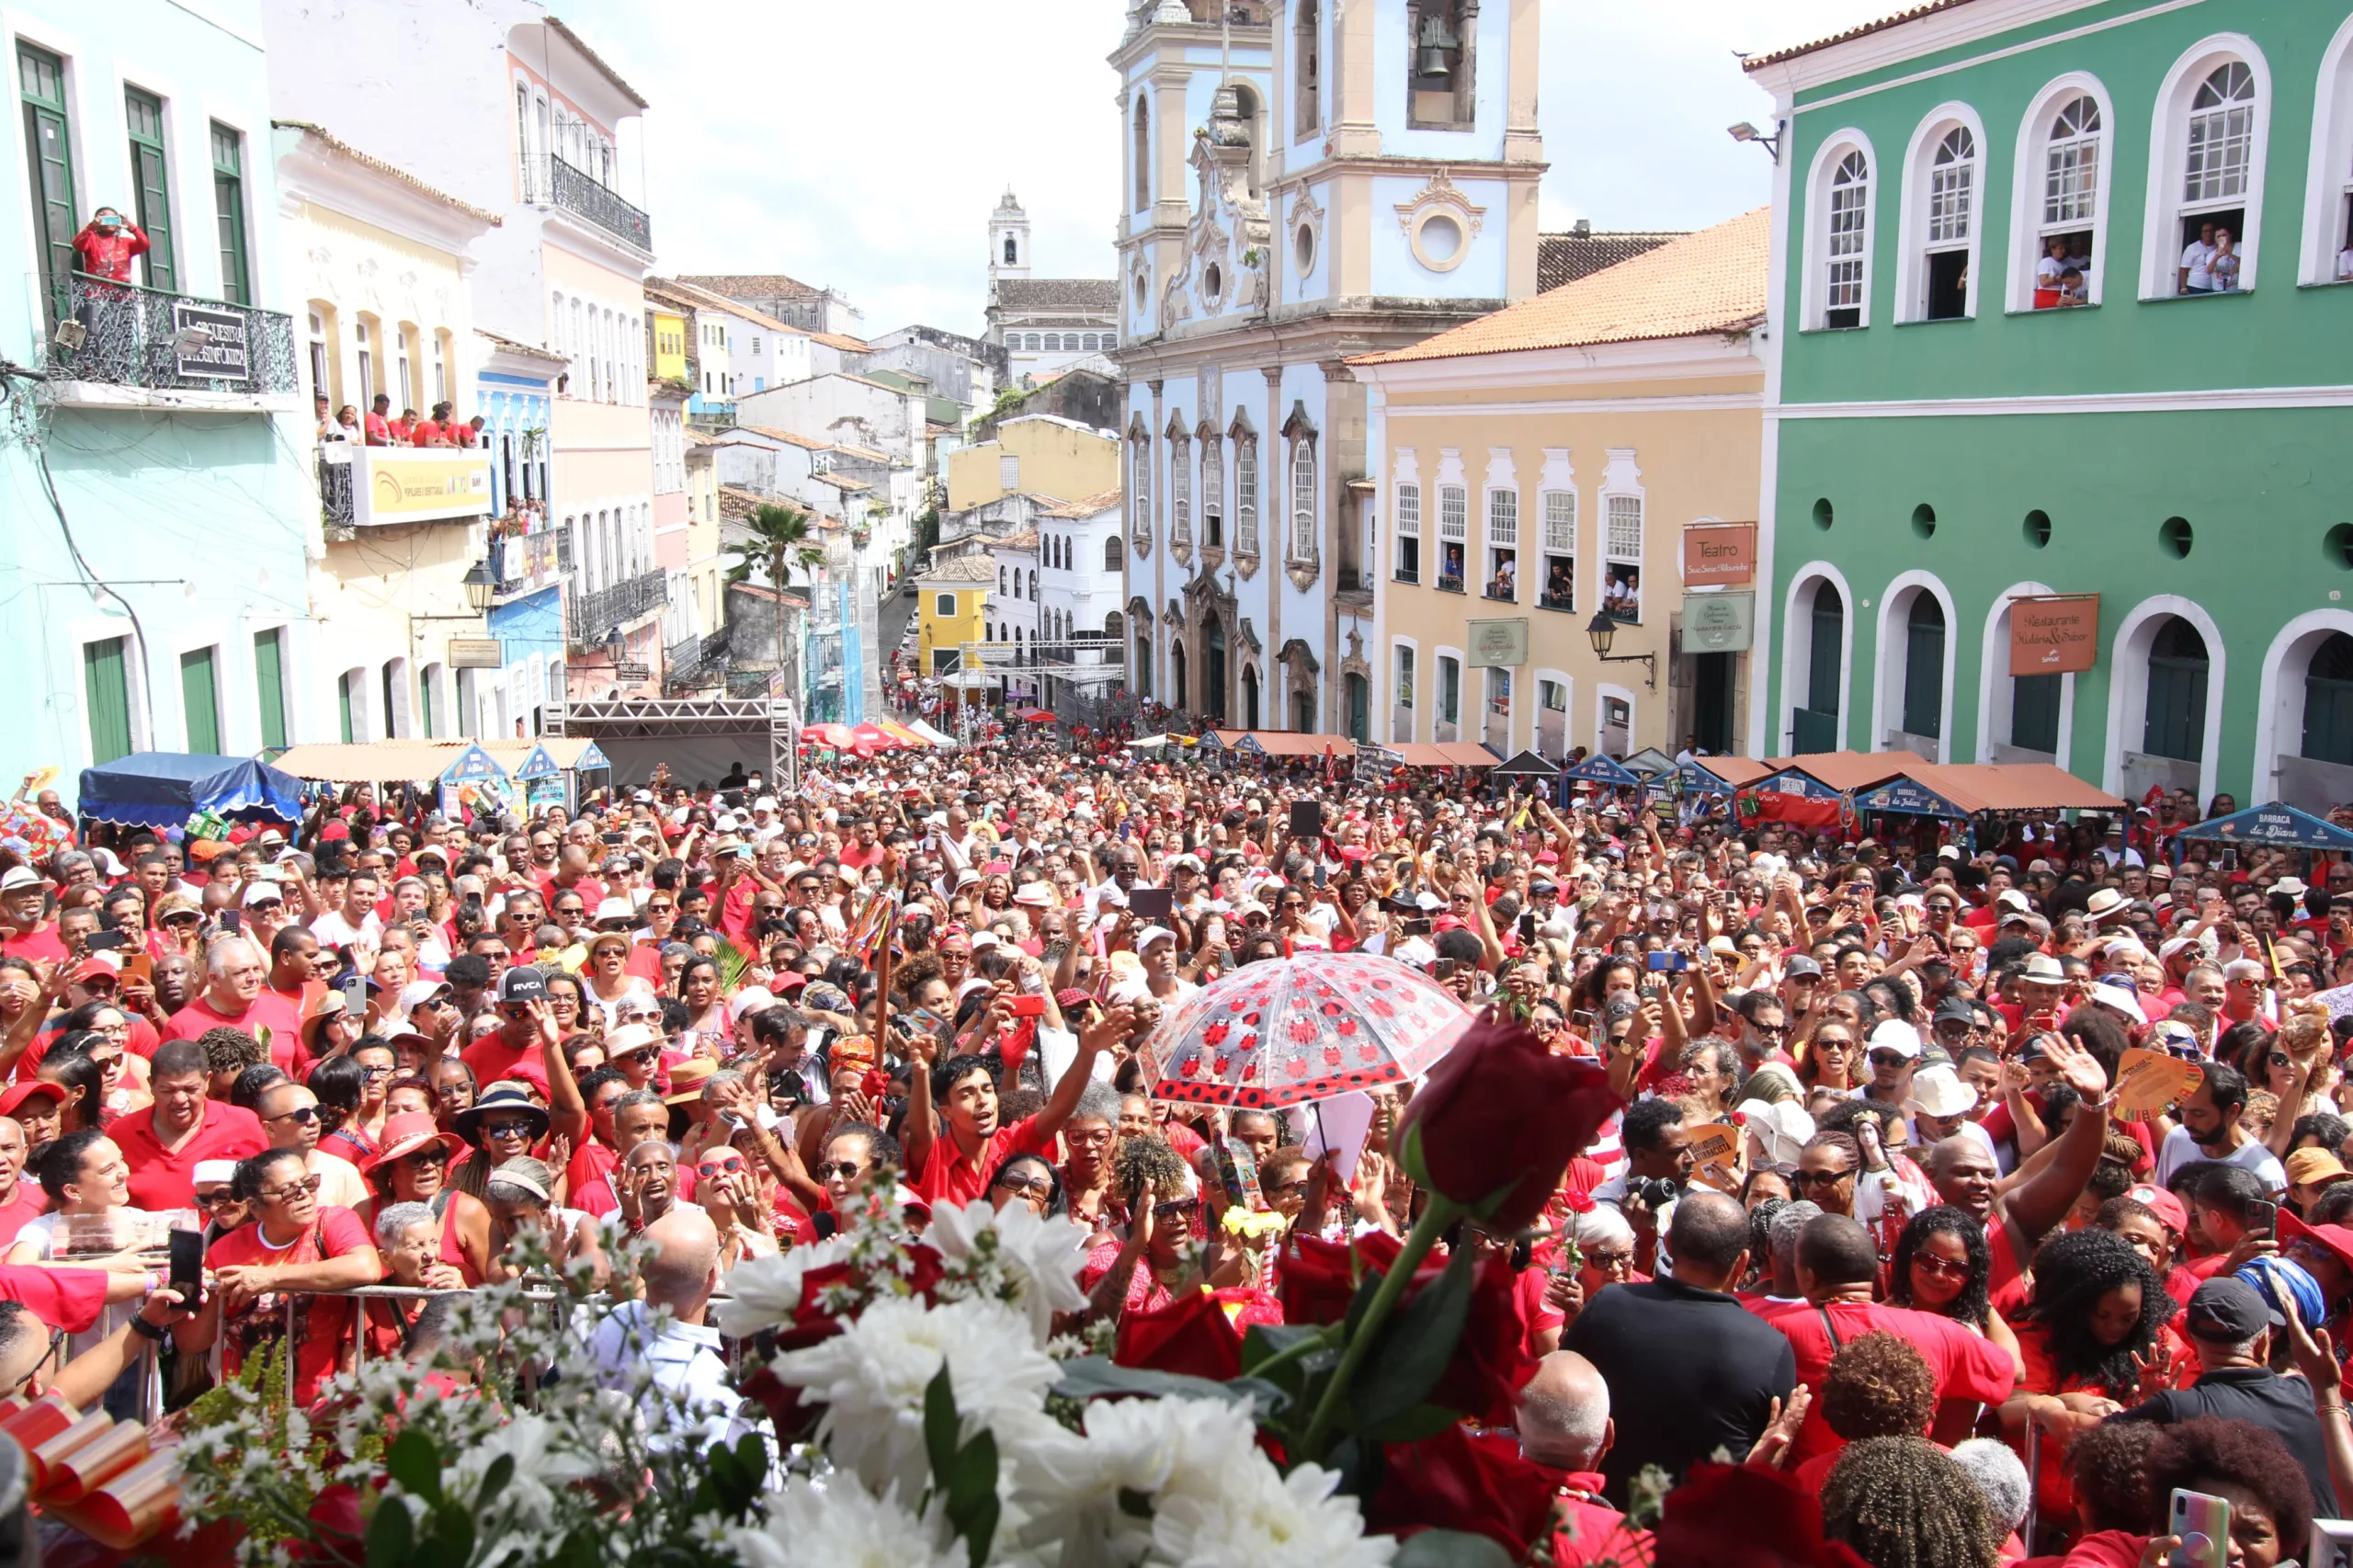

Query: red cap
left=2126, top=1182, right=2190, bottom=1237
left=1432, top=915, right=1467, bottom=934
left=318, top=821, right=350, bottom=842
left=68, top=957, right=121, bottom=984
left=2280, top=1210, right=2353, bottom=1276
left=0, top=1081, right=67, bottom=1118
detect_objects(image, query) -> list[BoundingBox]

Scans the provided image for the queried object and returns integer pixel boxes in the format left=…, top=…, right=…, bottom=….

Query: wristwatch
left=130, top=1314, right=169, bottom=1343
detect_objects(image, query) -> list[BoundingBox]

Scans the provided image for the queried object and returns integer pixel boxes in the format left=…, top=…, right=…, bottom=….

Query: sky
left=569, top=0, right=1901, bottom=339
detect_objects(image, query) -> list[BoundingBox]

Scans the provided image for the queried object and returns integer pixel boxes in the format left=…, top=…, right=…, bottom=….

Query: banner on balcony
left=173, top=302, right=251, bottom=382
left=2008, top=594, right=2099, bottom=676
left=358, top=451, right=494, bottom=526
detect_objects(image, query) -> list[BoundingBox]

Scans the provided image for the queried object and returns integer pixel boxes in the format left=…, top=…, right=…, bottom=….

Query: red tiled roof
left=1743, top=0, right=1980, bottom=70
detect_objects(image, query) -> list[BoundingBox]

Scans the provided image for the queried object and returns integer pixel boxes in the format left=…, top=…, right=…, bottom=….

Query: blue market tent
left=2173, top=801, right=2353, bottom=851
left=1562, top=755, right=1642, bottom=788
left=78, top=752, right=303, bottom=829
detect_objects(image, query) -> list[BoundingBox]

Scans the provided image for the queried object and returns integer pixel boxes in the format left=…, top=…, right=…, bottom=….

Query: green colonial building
left=1745, top=0, right=2353, bottom=812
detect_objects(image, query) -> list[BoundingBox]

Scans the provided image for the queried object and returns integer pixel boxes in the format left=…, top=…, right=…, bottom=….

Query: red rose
left=1277, top=1232, right=1537, bottom=1425
left=1116, top=1287, right=1244, bottom=1380
left=1365, top=1424, right=1559, bottom=1556
left=1401, top=1009, right=1624, bottom=1232
left=1651, top=1463, right=1871, bottom=1568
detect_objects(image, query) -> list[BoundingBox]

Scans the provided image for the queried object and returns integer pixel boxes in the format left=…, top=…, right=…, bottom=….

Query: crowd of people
left=6, top=745, right=2353, bottom=1566
left=315, top=392, right=485, bottom=450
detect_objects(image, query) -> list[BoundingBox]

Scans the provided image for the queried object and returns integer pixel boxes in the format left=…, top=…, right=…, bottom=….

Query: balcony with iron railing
left=565, top=567, right=669, bottom=650
left=492, top=524, right=573, bottom=600
left=543, top=155, right=652, bottom=255
left=46, top=271, right=298, bottom=407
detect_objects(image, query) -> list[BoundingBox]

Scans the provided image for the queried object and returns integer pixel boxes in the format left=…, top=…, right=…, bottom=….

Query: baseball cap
left=1868, top=1020, right=1923, bottom=1061
left=2127, top=1183, right=2190, bottom=1237
left=0, top=1081, right=66, bottom=1117
left=1931, top=996, right=1977, bottom=1028
left=2183, top=1276, right=2269, bottom=1341
left=1137, top=926, right=1177, bottom=951
left=397, top=980, right=452, bottom=1013
left=242, top=881, right=285, bottom=908
left=495, top=966, right=549, bottom=1004
left=1782, top=954, right=1824, bottom=980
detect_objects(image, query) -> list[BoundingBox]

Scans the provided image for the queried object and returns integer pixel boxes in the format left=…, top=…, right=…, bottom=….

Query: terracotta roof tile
left=1538, top=230, right=1684, bottom=292
left=733, top=425, right=832, bottom=451
left=1744, top=0, right=1980, bottom=69
left=1351, top=208, right=1768, bottom=366
left=545, top=17, right=650, bottom=109
left=274, top=122, right=505, bottom=225
left=992, top=278, right=1120, bottom=312
left=678, top=273, right=821, bottom=302
left=1040, top=486, right=1123, bottom=518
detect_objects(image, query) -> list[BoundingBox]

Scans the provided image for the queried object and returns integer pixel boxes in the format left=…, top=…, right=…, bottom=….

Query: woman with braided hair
left=1820, top=1434, right=2003, bottom=1568
left=1999, top=1227, right=2187, bottom=1543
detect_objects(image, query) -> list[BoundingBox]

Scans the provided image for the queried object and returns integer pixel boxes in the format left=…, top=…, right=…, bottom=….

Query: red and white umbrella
left=1137, top=951, right=1472, bottom=1109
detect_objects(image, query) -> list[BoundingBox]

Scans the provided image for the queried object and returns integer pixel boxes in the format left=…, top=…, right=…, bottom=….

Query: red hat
left=318, top=822, right=350, bottom=843
left=360, top=1111, right=464, bottom=1175
left=0, top=1082, right=66, bottom=1118
left=1432, top=915, right=1467, bottom=934
left=68, top=956, right=121, bottom=985
left=500, top=1059, right=552, bottom=1096
left=2280, top=1210, right=2353, bottom=1276
left=772, top=971, right=810, bottom=992
left=2126, top=1182, right=2190, bottom=1237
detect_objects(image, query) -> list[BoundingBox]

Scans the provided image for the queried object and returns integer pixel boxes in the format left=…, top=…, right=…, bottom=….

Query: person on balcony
left=364, top=394, right=394, bottom=447
left=69, top=208, right=149, bottom=285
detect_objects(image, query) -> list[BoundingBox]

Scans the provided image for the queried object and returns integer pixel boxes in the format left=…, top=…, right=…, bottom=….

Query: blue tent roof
left=77, top=752, right=304, bottom=829
left=2174, top=801, right=2353, bottom=851
left=1563, top=756, right=1642, bottom=787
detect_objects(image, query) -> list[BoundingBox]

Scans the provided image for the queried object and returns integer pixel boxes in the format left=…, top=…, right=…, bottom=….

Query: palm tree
left=724, top=504, right=824, bottom=692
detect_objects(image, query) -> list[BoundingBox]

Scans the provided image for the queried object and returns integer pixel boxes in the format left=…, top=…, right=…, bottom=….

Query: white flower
left=715, top=1234, right=852, bottom=1336
left=444, top=1412, right=597, bottom=1532
left=922, top=1199, right=1091, bottom=1346
left=770, top=1294, right=1061, bottom=1499
left=1149, top=1459, right=1394, bottom=1568
left=1016, top=1395, right=1267, bottom=1566
left=733, top=1477, right=971, bottom=1568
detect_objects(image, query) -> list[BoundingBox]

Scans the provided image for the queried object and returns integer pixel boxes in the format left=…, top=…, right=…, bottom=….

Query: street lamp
left=462, top=558, right=497, bottom=613
left=1728, top=120, right=1783, bottom=164
left=1586, top=608, right=1656, bottom=689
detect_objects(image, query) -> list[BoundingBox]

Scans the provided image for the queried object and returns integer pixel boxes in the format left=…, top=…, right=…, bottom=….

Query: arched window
left=998, top=565, right=1006, bottom=596
left=1004, top=234, right=1017, bottom=265
left=1105, top=536, right=1124, bottom=572
left=1824, top=151, right=1870, bottom=328
left=2147, top=45, right=2269, bottom=297
left=2027, top=92, right=2104, bottom=309
left=2145, top=617, right=2211, bottom=761
left=1797, top=581, right=1843, bottom=753
left=1133, top=94, right=1151, bottom=211
left=1901, top=593, right=1946, bottom=740
left=1921, top=126, right=1975, bottom=320
left=1294, top=0, right=1320, bottom=137
left=2303, top=632, right=2353, bottom=765
left=1233, top=82, right=1264, bottom=197
left=2187, top=63, right=2256, bottom=206
left=1169, top=426, right=1192, bottom=548
left=1200, top=435, right=1224, bottom=550
left=1130, top=432, right=1153, bottom=554
left=1234, top=431, right=1259, bottom=555
left=1290, top=436, right=1316, bottom=562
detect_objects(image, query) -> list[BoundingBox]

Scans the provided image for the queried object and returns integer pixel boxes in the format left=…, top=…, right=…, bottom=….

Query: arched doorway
left=1204, top=617, right=1228, bottom=723
left=1900, top=593, right=1946, bottom=744
left=1795, top=580, right=1843, bottom=752
left=2303, top=632, right=2353, bottom=765
left=1345, top=673, right=1369, bottom=741
left=1242, top=665, right=1260, bottom=730
left=1171, top=642, right=1188, bottom=712
left=1132, top=625, right=1152, bottom=699
left=2144, top=616, right=2209, bottom=764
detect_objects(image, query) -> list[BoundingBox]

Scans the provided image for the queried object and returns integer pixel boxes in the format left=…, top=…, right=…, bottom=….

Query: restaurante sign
left=2008, top=594, right=2099, bottom=676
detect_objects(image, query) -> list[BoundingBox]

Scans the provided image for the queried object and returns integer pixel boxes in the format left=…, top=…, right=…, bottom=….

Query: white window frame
left=2139, top=36, right=2273, bottom=299
left=1234, top=429, right=1259, bottom=555
left=1484, top=488, right=1518, bottom=598
left=2297, top=15, right=2353, bottom=285
left=1895, top=105, right=1986, bottom=323
left=1394, top=481, right=1421, bottom=580
left=1169, top=426, right=1192, bottom=548
left=935, top=593, right=957, bottom=618
left=1539, top=489, right=1576, bottom=609
left=1130, top=431, right=1153, bottom=554
left=1437, top=483, right=1467, bottom=587
left=1393, top=640, right=1417, bottom=745
left=1200, top=433, right=1223, bottom=547
left=2006, top=77, right=2116, bottom=312
left=1288, top=432, right=1315, bottom=562
left=1802, top=131, right=1878, bottom=330
left=1599, top=449, right=1644, bottom=627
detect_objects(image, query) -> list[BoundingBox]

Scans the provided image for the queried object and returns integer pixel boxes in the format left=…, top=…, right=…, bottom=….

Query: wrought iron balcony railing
left=566, top=567, right=669, bottom=650
left=493, top=525, right=572, bottom=596
left=546, top=155, right=652, bottom=253
left=48, top=271, right=298, bottom=397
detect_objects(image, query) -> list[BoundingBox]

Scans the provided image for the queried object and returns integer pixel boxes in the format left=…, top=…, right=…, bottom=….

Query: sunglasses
left=480, top=1119, right=536, bottom=1140
left=265, top=1105, right=320, bottom=1125
left=1793, top=1167, right=1854, bottom=1187
left=622, top=1047, right=660, bottom=1066
left=192, top=1189, right=240, bottom=1211
left=1910, top=1252, right=1971, bottom=1280
left=699, top=1155, right=746, bottom=1178
left=815, top=1160, right=866, bottom=1180
left=993, top=1173, right=1055, bottom=1200
left=1869, top=1051, right=1910, bottom=1068
left=260, top=1175, right=324, bottom=1201
left=401, top=1146, right=449, bottom=1167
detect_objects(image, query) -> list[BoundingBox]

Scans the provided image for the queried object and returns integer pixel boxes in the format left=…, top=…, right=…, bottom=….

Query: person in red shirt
left=0, top=868, right=68, bottom=967
left=904, top=999, right=1131, bottom=1208
left=1771, top=1215, right=2018, bottom=1471
left=113, top=1040, right=267, bottom=1210
left=1512, top=1351, right=1656, bottom=1568
left=0, top=1117, right=46, bottom=1243
left=69, top=209, right=150, bottom=283
left=161, top=937, right=304, bottom=1074
left=461, top=967, right=552, bottom=1084
left=364, top=394, right=394, bottom=446
left=177, top=1146, right=381, bottom=1405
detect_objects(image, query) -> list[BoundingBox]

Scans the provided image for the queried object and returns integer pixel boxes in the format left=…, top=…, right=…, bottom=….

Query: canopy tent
left=2174, top=801, right=2353, bottom=851
left=904, top=718, right=958, bottom=747
left=1014, top=708, right=1055, bottom=723
left=1850, top=762, right=2127, bottom=819
left=1207, top=730, right=1357, bottom=758
left=1561, top=755, right=1643, bottom=788
left=77, top=752, right=303, bottom=829
left=269, top=739, right=608, bottom=785
left=1488, top=749, right=1562, bottom=779
left=1390, top=742, right=1501, bottom=769
left=1756, top=751, right=1912, bottom=795
left=1692, top=756, right=1773, bottom=788
left=1620, top=746, right=1677, bottom=778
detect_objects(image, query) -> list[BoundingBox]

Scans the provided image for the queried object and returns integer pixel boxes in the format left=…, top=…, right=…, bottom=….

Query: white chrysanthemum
left=1015, top=1394, right=1267, bottom=1565
left=770, top=1294, right=1061, bottom=1498
left=444, top=1413, right=597, bottom=1532
left=714, top=1233, right=852, bottom=1336
left=732, top=1477, right=971, bottom=1568
left=1149, top=1458, right=1395, bottom=1568
left=923, top=1199, right=1091, bottom=1345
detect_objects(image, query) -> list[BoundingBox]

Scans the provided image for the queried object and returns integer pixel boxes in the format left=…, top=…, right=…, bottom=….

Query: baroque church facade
left=1111, top=0, right=1543, bottom=735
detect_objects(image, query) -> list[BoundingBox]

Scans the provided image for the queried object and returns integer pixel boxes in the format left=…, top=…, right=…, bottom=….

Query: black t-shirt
left=1562, top=1275, right=1798, bottom=1506
left=2112, top=1365, right=2340, bottom=1520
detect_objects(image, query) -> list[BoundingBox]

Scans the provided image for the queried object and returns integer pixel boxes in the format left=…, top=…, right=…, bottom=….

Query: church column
left=1149, top=377, right=1166, bottom=706
left=1263, top=363, right=1283, bottom=728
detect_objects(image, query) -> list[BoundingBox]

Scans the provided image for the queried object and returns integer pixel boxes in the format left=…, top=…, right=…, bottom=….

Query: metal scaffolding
left=548, top=695, right=801, bottom=790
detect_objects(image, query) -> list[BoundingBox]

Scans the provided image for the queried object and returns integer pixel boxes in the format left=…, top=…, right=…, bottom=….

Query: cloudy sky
left=570, top=0, right=1897, bottom=337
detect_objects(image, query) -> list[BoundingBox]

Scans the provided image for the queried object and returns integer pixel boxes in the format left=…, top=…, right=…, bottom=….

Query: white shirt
left=586, top=1301, right=748, bottom=1452
left=2181, top=240, right=2216, bottom=290
left=310, top=907, right=384, bottom=948
left=2154, top=1123, right=2287, bottom=1192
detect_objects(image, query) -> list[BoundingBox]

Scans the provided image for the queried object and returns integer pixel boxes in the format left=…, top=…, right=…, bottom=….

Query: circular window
left=2160, top=516, right=2194, bottom=559
left=1912, top=503, right=1937, bottom=540
left=1202, top=263, right=1223, bottom=303
left=2023, top=508, right=2052, bottom=549
left=1132, top=271, right=1148, bottom=312
left=1813, top=497, right=1834, bottom=530
left=1421, top=214, right=1461, bottom=262
left=1294, top=222, right=1315, bottom=276
left=1407, top=208, right=1471, bottom=273
left=2328, top=523, right=2353, bottom=570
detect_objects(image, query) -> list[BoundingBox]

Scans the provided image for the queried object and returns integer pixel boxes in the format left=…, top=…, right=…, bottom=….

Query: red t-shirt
left=0, top=1264, right=108, bottom=1334
left=837, top=842, right=886, bottom=871
left=114, top=1101, right=268, bottom=1210
left=911, top=1115, right=1054, bottom=1208
left=460, top=1029, right=540, bottom=1085
left=410, top=419, right=443, bottom=445
left=161, top=992, right=306, bottom=1071
left=0, top=1185, right=49, bottom=1246
left=1774, top=1299, right=2019, bottom=1468
left=0, top=926, right=68, bottom=966
left=207, top=1206, right=374, bottom=1404
left=364, top=412, right=392, bottom=444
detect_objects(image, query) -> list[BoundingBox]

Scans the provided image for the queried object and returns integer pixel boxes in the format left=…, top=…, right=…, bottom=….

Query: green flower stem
left=1249, top=1323, right=1339, bottom=1382
left=1297, top=1191, right=1466, bottom=1462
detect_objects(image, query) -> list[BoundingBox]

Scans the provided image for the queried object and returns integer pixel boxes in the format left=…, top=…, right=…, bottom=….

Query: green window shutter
left=124, top=88, right=175, bottom=291
left=179, top=648, right=221, bottom=753
left=253, top=629, right=287, bottom=750
left=210, top=121, right=247, bottom=306
left=19, top=46, right=75, bottom=307
left=83, top=638, right=132, bottom=764
left=2012, top=674, right=2062, bottom=754
left=338, top=672, right=355, bottom=744
left=418, top=670, right=436, bottom=739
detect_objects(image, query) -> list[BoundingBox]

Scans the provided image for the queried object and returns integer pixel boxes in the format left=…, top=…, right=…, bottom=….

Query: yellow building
left=1350, top=211, right=1768, bottom=760
left=649, top=301, right=690, bottom=384
left=946, top=415, right=1119, bottom=513
left=916, top=551, right=997, bottom=679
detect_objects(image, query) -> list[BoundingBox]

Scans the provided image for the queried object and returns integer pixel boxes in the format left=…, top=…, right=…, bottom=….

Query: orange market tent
left=1210, top=730, right=1358, bottom=758
left=1391, top=743, right=1500, bottom=768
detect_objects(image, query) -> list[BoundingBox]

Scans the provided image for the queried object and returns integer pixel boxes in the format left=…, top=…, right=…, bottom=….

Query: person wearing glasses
left=357, top=1112, right=490, bottom=1285
left=1081, top=1134, right=1223, bottom=1323
left=985, top=1153, right=1063, bottom=1219
left=1885, top=1204, right=2021, bottom=1409
left=178, top=1145, right=381, bottom=1404
left=256, top=1080, right=368, bottom=1210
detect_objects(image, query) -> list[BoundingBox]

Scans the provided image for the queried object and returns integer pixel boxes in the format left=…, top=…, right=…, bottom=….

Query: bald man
left=1517, top=1351, right=1652, bottom=1568
left=586, top=1206, right=739, bottom=1450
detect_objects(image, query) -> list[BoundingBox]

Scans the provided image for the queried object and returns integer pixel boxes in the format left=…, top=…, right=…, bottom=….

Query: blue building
left=3, top=0, right=317, bottom=787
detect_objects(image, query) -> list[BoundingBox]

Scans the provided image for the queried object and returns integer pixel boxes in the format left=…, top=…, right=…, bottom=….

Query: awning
left=271, top=739, right=608, bottom=784
left=1563, top=755, right=1643, bottom=787
left=1488, top=749, right=1561, bottom=778
left=1015, top=708, right=1055, bottom=722
left=1211, top=731, right=1357, bottom=758
left=1391, top=743, right=1500, bottom=768
left=1691, top=756, right=1773, bottom=788
left=77, top=752, right=303, bottom=827
left=1758, top=750, right=1912, bottom=794
left=2177, top=801, right=2353, bottom=850
left=905, top=718, right=958, bottom=747
left=1928, top=763, right=2123, bottom=813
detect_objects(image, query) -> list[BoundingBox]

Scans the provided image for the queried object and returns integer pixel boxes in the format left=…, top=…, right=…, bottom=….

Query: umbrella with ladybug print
left=1136, top=951, right=1474, bottom=1110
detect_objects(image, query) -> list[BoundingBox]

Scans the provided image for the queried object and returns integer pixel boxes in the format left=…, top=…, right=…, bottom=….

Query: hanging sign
left=2008, top=595, right=2099, bottom=676
left=1681, top=523, right=1756, bottom=586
